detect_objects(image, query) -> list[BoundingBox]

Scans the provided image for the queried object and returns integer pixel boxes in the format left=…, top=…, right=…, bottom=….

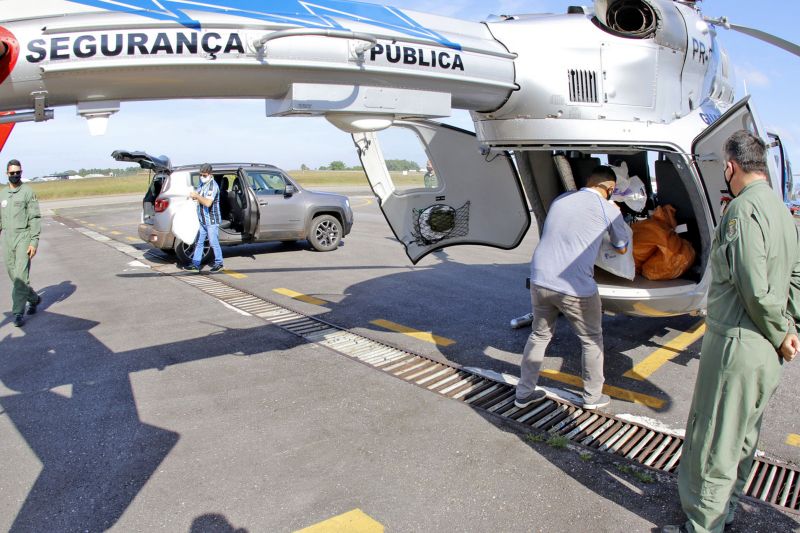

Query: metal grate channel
left=168, top=273, right=800, bottom=515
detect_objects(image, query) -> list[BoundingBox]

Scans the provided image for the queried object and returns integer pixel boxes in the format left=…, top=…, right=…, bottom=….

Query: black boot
left=27, top=294, right=41, bottom=315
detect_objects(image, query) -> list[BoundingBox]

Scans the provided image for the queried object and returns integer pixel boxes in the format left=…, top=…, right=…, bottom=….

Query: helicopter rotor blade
left=705, top=16, right=800, bottom=58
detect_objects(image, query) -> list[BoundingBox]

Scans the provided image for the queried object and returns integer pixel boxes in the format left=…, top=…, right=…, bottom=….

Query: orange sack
left=631, top=205, right=696, bottom=281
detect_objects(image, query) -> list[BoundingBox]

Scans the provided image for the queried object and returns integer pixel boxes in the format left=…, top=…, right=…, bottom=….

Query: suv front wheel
left=174, top=238, right=211, bottom=265
left=308, top=214, right=343, bottom=252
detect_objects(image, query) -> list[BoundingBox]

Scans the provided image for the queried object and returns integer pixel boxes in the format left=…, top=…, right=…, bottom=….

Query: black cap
left=200, top=163, right=212, bottom=174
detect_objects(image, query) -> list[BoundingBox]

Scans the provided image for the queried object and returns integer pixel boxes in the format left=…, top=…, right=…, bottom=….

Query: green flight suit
left=0, top=183, right=41, bottom=315
left=678, top=180, right=800, bottom=533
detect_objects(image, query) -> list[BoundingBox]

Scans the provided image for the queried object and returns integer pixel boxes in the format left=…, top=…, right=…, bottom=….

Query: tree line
left=51, top=166, right=143, bottom=177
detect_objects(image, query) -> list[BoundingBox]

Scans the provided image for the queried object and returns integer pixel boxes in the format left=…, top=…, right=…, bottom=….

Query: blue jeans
left=192, top=223, right=223, bottom=267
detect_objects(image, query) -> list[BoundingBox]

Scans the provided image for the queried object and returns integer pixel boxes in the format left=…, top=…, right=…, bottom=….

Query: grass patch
left=615, top=463, right=655, bottom=484
left=546, top=434, right=569, bottom=449
left=580, top=452, right=593, bottom=462
left=525, top=433, right=546, bottom=444
left=25, top=169, right=426, bottom=201
left=288, top=170, right=367, bottom=187
left=616, top=464, right=633, bottom=475
left=289, top=169, right=431, bottom=188
left=28, top=173, right=151, bottom=201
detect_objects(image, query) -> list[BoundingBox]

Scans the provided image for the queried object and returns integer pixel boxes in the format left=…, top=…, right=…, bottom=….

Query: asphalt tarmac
left=44, top=192, right=800, bottom=463
left=0, top=193, right=796, bottom=532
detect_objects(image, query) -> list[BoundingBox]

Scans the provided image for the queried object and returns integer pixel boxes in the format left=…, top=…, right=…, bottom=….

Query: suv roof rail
left=173, top=163, right=281, bottom=170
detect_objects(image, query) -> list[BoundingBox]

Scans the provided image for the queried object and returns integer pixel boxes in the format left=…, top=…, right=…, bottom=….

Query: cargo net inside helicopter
left=411, top=201, right=470, bottom=246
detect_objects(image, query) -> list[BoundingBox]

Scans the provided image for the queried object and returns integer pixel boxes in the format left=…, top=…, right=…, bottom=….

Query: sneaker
left=209, top=264, right=224, bottom=273
left=582, top=394, right=611, bottom=411
left=660, top=525, right=689, bottom=533
left=13, top=314, right=24, bottom=327
left=183, top=264, right=200, bottom=272
left=27, top=294, right=42, bottom=315
left=514, top=389, right=547, bottom=408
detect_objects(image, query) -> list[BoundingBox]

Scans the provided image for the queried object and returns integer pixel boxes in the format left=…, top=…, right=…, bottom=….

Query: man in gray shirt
left=516, top=165, right=629, bottom=410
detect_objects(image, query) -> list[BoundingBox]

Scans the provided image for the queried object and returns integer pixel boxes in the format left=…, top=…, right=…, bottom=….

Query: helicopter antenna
left=704, top=16, right=800, bottom=58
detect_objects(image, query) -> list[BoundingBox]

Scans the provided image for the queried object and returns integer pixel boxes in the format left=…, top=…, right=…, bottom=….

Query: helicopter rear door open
left=352, top=120, right=530, bottom=264
left=693, top=96, right=780, bottom=222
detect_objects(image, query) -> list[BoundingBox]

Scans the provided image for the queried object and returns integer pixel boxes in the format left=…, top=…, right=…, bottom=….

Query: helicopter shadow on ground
left=0, top=283, right=306, bottom=532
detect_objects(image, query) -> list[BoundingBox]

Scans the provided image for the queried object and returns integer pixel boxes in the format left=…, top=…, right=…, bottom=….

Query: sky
left=3, top=0, right=799, bottom=181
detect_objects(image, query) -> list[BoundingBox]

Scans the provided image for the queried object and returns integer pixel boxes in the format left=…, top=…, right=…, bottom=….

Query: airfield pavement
left=0, top=192, right=797, bottom=531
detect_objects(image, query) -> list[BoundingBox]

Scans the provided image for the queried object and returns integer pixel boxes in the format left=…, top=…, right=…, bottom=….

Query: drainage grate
left=175, top=273, right=800, bottom=516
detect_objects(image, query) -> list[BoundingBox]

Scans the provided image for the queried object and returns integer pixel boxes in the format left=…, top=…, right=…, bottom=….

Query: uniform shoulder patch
left=726, top=217, right=739, bottom=241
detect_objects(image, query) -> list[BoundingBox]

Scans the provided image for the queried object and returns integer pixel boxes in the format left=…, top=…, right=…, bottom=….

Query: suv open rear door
left=352, top=120, right=530, bottom=263
left=237, top=168, right=261, bottom=239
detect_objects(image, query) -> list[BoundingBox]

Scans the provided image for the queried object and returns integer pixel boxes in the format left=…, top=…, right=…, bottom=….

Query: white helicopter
left=0, top=0, right=797, bottom=317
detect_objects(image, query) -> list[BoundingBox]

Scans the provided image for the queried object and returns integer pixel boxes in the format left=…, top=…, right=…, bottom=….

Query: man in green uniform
left=665, top=131, right=800, bottom=533
left=0, top=159, right=41, bottom=327
left=423, top=159, right=439, bottom=188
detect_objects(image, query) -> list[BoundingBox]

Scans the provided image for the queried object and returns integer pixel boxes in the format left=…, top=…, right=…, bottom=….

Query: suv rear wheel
left=308, top=214, right=342, bottom=252
left=174, top=238, right=211, bottom=265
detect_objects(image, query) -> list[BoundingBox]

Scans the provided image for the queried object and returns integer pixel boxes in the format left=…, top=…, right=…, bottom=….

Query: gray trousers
left=517, top=285, right=605, bottom=403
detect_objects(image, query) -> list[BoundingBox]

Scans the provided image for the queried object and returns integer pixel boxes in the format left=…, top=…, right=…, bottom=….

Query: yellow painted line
left=351, top=198, right=373, bottom=208
left=110, top=230, right=123, bottom=236
left=223, top=269, right=247, bottom=280
left=274, top=287, right=326, bottom=305
left=787, top=434, right=800, bottom=447
left=623, top=321, right=706, bottom=381
left=539, top=369, right=665, bottom=410
left=125, top=236, right=139, bottom=242
left=370, top=319, right=455, bottom=347
left=295, top=509, right=383, bottom=533
left=87, top=223, right=97, bottom=227
left=98, top=226, right=108, bottom=230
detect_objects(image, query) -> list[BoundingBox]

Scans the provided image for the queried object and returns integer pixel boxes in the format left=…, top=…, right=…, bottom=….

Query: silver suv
left=113, top=151, right=354, bottom=264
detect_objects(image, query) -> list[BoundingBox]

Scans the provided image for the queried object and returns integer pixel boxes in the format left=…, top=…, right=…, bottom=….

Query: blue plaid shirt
left=196, top=179, right=221, bottom=226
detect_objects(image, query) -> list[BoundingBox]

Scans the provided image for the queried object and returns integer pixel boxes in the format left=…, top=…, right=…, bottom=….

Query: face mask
left=8, top=174, right=21, bottom=185
left=724, top=164, right=736, bottom=198
left=200, top=175, right=212, bottom=184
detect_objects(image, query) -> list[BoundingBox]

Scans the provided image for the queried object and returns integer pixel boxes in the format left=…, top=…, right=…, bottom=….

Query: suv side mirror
left=284, top=184, right=297, bottom=196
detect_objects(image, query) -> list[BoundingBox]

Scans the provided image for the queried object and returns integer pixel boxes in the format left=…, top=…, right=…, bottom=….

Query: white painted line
left=221, top=301, right=252, bottom=316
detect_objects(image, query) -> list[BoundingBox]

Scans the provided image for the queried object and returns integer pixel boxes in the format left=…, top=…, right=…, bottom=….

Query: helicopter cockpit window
left=375, top=128, right=440, bottom=193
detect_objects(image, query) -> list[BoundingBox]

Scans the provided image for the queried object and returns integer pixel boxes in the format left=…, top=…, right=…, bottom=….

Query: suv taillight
left=154, top=198, right=170, bottom=212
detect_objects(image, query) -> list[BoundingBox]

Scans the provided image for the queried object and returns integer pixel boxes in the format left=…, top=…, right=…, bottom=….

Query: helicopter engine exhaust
left=606, top=0, right=657, bottom=37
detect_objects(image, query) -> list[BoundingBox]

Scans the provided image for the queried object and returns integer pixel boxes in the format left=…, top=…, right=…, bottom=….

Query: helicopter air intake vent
left=568, top=69, right=599, bottom=104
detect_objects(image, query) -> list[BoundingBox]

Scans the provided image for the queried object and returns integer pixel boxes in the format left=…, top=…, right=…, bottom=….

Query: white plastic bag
left=610, top=162, right=647, bottom=213
left=172, top=199, right=200, bottom=245
left=595, top=223, right=635, bottom=280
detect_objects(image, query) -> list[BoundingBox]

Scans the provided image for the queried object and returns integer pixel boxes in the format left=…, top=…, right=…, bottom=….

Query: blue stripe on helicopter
left=66, top=0, right=461, bottom=49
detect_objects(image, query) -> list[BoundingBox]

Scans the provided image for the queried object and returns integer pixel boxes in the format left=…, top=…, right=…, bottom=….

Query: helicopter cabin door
left=352, top=120, right=530, bottom=264
left=693, top=96, right=780, bottom=223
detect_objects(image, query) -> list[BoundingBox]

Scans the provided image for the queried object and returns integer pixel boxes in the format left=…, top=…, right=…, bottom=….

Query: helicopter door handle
left=258, top=200, right=268, bottom=206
